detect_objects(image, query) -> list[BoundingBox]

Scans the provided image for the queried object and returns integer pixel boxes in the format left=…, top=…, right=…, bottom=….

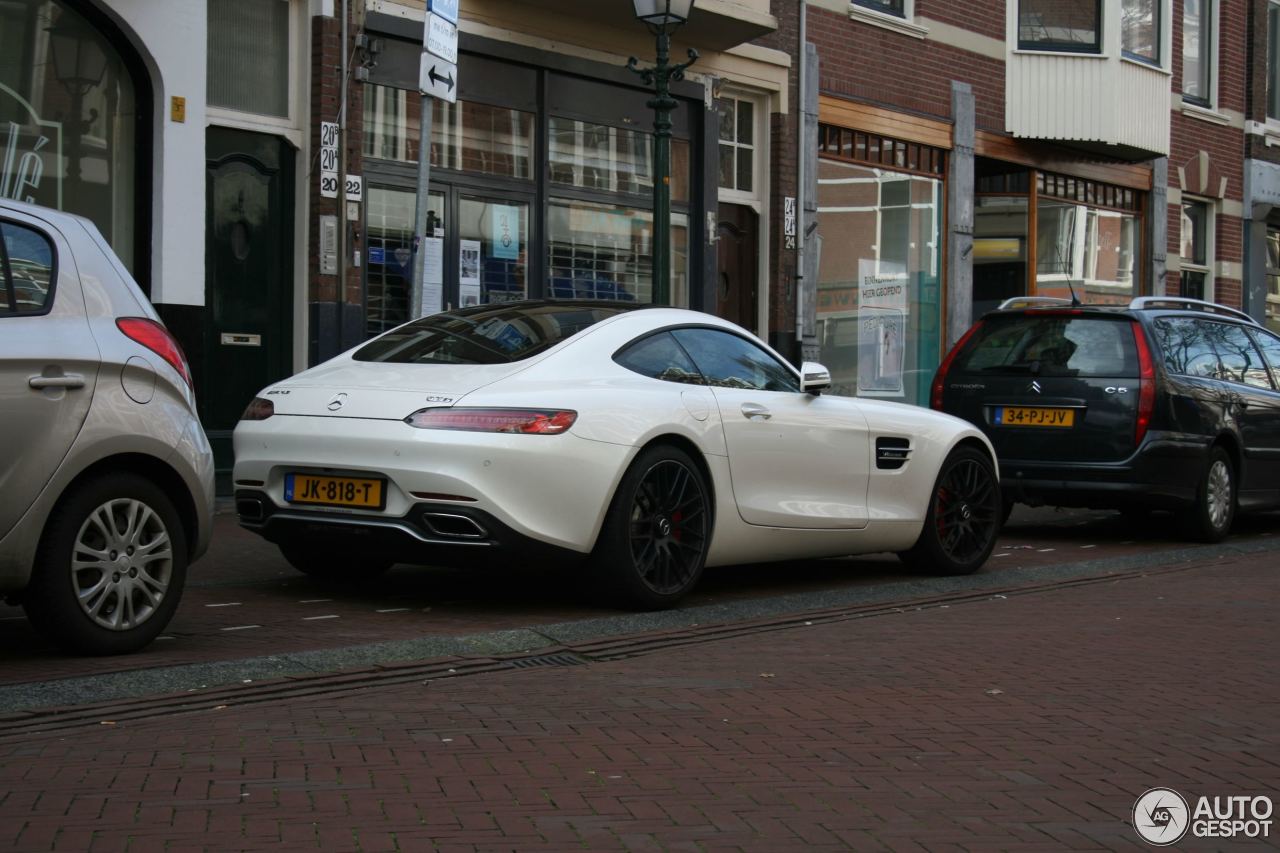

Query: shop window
left=1122, top=0, right=1161, bottom=65
left=815, top=151, right=943, bottom=405
left=0, top=221, right=55, bottom=315
left=548, top=118, right=687, bottom=203
left=717, top=97, right=755, bottom=194
left=363, top=87, right=534, bottom=181
left=458, top=195, right=528, bottom=305
left=1018, top=0, right=1101, bottom=53
left=1265, top=226, right=1280, bottom=332
left=547, top=198, right=688, bottom=305
left=208, top=0, right=290, bottom=117
left=1036, top=202, right=1138, bottom=303
left=1179, top=199, right=1212, bottom=301
left=0, top=0, right=139, bottom=272
left=1182, top=0, right=1213, bottom=107
left=853, top=0, right=906, bottom=19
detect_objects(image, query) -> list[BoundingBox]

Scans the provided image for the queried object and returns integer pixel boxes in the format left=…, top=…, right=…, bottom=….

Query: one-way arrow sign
left=419, top=55, right=458, bottom=103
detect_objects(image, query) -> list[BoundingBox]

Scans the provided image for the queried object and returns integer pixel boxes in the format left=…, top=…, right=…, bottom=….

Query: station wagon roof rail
left=996, top=296, right=1074, bottom=310
left=1127, top=296, right=1260, bottom=326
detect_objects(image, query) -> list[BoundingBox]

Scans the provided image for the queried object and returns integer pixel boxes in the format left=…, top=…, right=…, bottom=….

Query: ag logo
left=326, top=392, right=348, bottom=412
left=1134, top=787, right=1190, bottom=845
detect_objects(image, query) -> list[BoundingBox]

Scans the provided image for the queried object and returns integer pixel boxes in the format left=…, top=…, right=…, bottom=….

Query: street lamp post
left=627, top=0, right=696, bottom=306
left=47, top=22, right=108, bottom=189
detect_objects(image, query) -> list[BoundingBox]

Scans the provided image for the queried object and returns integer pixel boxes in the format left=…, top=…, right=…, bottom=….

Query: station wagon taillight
left=405, top=408, right=577, bottom=434
left=931, top=320, right=984, bottom=410
left=1132, top=322, right=1155, bottom=447
left=116, top=317, right=193, bottom=388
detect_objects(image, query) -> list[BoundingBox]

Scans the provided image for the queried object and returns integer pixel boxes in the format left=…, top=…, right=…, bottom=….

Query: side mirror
left=800, top=361, right=831, bottom=395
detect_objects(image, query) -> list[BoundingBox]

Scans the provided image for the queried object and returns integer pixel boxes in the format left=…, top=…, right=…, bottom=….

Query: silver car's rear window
left=353, top=301, right=635, bottom=365
left=954, top=314, right=1138, bottom=377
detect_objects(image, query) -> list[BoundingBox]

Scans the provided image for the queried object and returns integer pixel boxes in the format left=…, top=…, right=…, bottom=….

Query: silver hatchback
left=0, top=200, right=214, bottom=654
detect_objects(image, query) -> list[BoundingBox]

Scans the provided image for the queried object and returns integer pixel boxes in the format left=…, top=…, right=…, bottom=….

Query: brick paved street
left=0, top=554, right=1276, bottom=851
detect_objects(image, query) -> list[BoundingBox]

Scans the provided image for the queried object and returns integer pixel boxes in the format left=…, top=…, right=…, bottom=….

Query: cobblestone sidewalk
left=1, top=555, right=1277, bottom=851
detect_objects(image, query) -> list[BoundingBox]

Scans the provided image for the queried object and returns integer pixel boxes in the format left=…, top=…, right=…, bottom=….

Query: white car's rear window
left=354, top=301, right=635, bottom=365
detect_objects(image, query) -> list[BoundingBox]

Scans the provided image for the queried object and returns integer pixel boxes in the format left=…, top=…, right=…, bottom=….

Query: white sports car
left=233, top=301, right=1001, bottom=608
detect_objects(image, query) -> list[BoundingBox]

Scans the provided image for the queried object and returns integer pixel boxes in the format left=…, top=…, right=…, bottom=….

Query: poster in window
left=857, top=260, right=907, bottom=397
left=459, top=239, right=481, bottom=307
left=490, top=204, right=519, bottom=260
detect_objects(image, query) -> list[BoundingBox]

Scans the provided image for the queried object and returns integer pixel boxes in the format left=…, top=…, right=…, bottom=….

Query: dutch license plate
left=284, top=473, right=385, bottom=509
left=994, top=406, right=1075, bottom=428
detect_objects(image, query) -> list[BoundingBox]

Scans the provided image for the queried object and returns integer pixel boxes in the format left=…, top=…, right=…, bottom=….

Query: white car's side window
left=670, top=328, right=800, bottom=393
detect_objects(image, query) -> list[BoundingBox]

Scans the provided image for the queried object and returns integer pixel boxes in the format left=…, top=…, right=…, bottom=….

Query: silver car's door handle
left=29, top=373, right=86, bottom=390
left=741, top=402, right=772, bottom=420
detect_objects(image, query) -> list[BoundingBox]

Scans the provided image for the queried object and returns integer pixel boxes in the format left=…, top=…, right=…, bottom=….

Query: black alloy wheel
left=594, top=445, right=710, bottom=609
left=899, top=446, right=1001, bottom=575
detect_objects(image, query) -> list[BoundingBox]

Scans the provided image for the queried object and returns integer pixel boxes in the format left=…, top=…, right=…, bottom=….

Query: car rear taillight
left=241, top=397, right=275, bottom=421
left=116, top=317, right=193, bottom=388
left=405, top=408, right=577, bottom=434
left=931, top=320, right=984, bottom=410
left=1132, top=321, right=1155, bottom=447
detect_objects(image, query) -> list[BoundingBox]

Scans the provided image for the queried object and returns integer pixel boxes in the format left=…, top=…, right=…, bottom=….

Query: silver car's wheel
left=1179, top=446, right=1235, bottom=544
left=24, top=473, right=188, bottom=655
left=71, top=498, right=174, bottom=631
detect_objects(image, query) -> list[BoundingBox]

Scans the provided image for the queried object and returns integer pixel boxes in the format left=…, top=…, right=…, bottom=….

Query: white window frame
left=716, top=93, right=764, bottom=205
left=1179, top=196, right=1215, bottom=302
left=849, top=0, right=927, bottom=39
left=1180, top=0, right=1218, bottom=112
left=206, top=0, right=304, bottom=147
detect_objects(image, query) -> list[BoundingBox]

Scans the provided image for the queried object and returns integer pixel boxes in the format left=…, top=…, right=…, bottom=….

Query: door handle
left=29, top=373, right=86, bottom=390
left=1233, top=397, right=1249, bottom=411
left=740, top=402, right=772, bottom=420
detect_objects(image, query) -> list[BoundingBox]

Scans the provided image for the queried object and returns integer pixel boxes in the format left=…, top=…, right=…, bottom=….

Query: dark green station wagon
left=932, top=297, right=1280, bottom=542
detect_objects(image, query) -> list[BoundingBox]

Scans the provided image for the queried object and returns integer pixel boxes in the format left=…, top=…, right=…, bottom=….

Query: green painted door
left=204, top=127, right=294, bottom=492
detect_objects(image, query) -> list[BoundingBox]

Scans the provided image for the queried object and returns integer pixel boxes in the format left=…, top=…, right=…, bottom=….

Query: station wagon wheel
left=24, top=473, right=188, bottom=656
left=1178, top=445, right=1235, bottom=544
left=899, top=446, right=1001, bottom=576
left=593, top=445, right=710, bottom=609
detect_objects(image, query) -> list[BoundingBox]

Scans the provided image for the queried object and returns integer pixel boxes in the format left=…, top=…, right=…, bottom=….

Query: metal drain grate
left=506, top=652, right=589, bottom=669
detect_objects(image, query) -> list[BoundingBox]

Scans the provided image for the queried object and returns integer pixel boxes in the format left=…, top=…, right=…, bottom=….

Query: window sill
left=1120, top=54, right=1171, bottom=76
left=1246, top=120, right=1280, bottom=146
left=1180, top=102, right=1230, bottom=126
left=847, top=5, right=928, bottom=39
left=1011, top=48, right=1107, bottom=59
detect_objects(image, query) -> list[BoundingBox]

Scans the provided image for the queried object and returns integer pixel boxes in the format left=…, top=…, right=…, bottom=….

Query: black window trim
left=0, top=217, right=58, bottom=319
left=852, top=0, right=906, bottom=20
left=1121, top=0, right=1163, bottom=66
left=1181, top=0, right=1213, bottom=108
left=1017, top=0, right=1103, bottom=54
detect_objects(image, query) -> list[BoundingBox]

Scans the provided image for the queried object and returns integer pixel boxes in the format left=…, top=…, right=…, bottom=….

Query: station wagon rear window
left=953, top=315, right=1138, bottom=377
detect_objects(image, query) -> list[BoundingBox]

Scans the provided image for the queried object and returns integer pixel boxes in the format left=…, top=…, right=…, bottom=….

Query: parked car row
left=9, top=194, right=1277, bottom=657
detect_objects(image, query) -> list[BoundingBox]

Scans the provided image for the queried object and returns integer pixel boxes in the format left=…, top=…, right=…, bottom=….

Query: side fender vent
left=876, top=437, right=912, bottom=470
